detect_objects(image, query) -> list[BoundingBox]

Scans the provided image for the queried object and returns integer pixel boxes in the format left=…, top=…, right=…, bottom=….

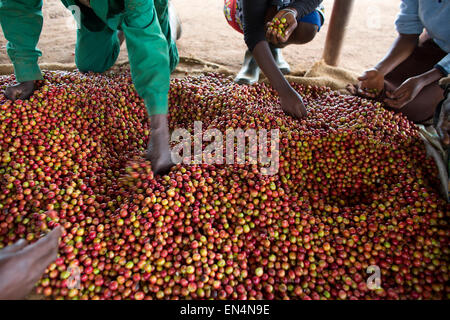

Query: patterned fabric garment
left=224, top=0, right=324, bottom=34
left=224, top=0, right=244, bottom=33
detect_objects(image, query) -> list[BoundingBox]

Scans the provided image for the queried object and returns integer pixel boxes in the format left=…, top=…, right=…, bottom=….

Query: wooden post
left=322, top=0, right=355, bottom=66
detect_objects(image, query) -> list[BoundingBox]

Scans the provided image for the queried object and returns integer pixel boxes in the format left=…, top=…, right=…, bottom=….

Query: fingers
left=357, top=74, right=369, bottom=81
left=358, top=80, right=376, bottom=95
left=4, top=81, right=35, bottom=101
left=384, top=86, right=409, bottom=109
left=384, top=97, right=406, bottom=110
left=387, top=87, right=406, bottom=100
left=281, top=104, right=300, bottom=119
left=300, top=107, right=308, bottom=118
left=357, top=87, right=377, bottom=98
left=270, top=28, right=279, bottom=45
left=0, top=239, right=27, bottom=255
left=281, top=22, right=297, bottom=43
left=267, top=14, right=297, bottom=45
left=285, top=103, right=307, bottom=120
left=265, top=27, right=276, bottom=45
left=358, top=69, right=377, bottom=82
left=265, top=23, right=273, bottom=41
left=346, top=84, right=358, bottom=95
left=277, top=33, right=286, bottom=44
left=4, top=86, right=21, bottom=101
left=292, top=108, right=302, bottom=119
left=289, top=109, right=302, bottom=119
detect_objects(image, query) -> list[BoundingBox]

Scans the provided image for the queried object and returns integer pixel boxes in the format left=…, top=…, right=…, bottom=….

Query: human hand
left=144, top=114, right=174, bottom=175
left=0, top=226, right=62, bottom=300
left=279, top=88, right=307, bottom=119
left=357, top=68, right=385, bottom=98
left=384, top=77, right=424, bottom=110
left=266, top=8, right=298, bottom=46
left=4, top=81, right=36, bottom=101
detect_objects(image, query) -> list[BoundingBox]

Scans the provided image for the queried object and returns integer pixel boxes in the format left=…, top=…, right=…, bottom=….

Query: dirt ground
left=0, top=0, right=400, bottom=76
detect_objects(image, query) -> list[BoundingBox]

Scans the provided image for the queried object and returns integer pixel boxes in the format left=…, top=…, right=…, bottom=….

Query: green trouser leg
left=154, top=0, right=179, bottom=73
left=122, top=0, right=171, bottom=115
left=74, top=6, right=120, bottom=73
left=0, top=0, right=44, bottom=82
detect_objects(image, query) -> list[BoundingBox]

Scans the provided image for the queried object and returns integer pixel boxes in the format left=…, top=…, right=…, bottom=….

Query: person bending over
left=349, top=0, right=449, bottom=123
left=0, top=0, right=180, bottom=175
left=224, top=0, right=324, bottom=119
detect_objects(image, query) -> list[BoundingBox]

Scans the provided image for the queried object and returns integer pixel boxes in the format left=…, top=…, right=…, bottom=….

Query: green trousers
left=0, top=0, right=179, bottom=115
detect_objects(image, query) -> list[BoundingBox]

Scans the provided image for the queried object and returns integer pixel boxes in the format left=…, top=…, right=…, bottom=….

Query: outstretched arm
left=357, top=0, right=423, bottom=96
left=355, top=34, right=419, bottom=98
left=122, top=0, right=174, bottom=175
left=0, top=0, right=44, bottom=100
left=122, top=0, right=171, bottom=116
left=241, top=0, right=307, bottom=119
left=252, top=40, right=306, bottom=119
left=373, top=34, right=419, bottom=77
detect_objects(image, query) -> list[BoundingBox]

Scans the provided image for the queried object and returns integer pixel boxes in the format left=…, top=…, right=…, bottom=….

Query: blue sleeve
left=395, top=0, right=423, bottom=35
left=435, top=54, right=450, bottom=77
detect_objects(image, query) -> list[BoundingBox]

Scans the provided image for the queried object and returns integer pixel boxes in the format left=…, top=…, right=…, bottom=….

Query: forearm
left=0, top=0, right=44, bottom=82
left=374, top=34, right=419, bottom=76
left=252, top=41, right=291, bottom=94
left=415, top=68, right=444, bottom=87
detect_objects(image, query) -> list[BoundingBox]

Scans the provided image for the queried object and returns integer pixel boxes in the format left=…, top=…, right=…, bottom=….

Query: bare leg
left=287, top=22, right=318, bottom=45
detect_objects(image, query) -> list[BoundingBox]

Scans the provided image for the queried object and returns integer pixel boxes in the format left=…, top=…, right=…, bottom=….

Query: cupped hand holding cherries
left=265, top=8, right=298, bottom=45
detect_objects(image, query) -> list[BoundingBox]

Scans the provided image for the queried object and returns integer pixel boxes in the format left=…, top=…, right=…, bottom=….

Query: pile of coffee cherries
left=267, top=17, right=288, bottom=37
left=0, top=71, right=448, bottom=300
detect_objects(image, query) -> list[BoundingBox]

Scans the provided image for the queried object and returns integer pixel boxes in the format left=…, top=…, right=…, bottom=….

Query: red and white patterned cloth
left=223, top=0, right=244, bottom=34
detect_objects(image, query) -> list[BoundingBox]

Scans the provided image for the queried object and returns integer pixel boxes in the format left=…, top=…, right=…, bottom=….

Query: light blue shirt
left=395, top=0, right=450, bottom=76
